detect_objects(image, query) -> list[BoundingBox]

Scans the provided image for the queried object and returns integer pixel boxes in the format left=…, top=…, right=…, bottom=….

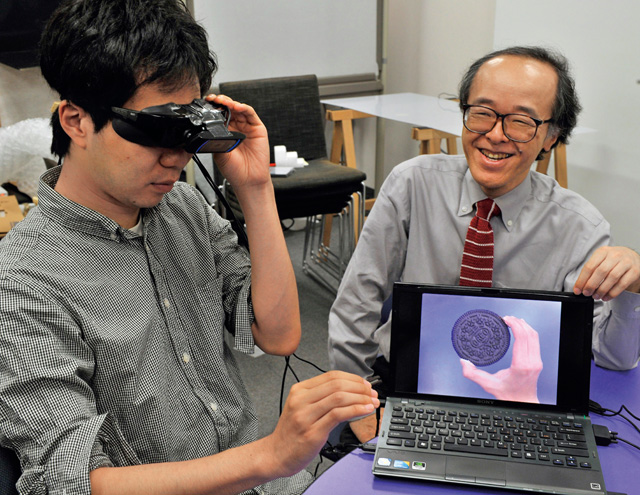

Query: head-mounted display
left=111, top=99, right=245, bottom=153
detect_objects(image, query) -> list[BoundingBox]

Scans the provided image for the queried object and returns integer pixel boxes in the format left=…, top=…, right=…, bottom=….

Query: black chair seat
left=226, top=159, right=365, bottom=221
left=272, top=160, right=365, bottom=218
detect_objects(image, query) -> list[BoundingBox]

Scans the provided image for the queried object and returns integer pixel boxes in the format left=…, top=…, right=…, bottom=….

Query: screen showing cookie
left=416, top=293, right=561, bottom=406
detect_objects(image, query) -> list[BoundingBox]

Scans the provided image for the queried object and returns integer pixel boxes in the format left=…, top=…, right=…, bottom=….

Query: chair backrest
left=218, top=74, right=327, bottom=163
left=0, top=446, right=20, bottom=495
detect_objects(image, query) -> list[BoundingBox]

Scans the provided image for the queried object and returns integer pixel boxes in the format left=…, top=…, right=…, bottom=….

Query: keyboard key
left=566, top=434, right=586, bottom=442
left=391, top=418, right=409, bottom=425
left=389, top=425, right=411, bottom=432
left=551, top=447, right=590, bottom=458
left=444, top=443, right=508, bottom=457
left=559, top=427, right=582, bottom=434
left=557, top=441, right=587, bottom=450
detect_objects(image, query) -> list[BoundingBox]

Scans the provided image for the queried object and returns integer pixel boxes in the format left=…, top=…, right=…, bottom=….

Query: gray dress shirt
left=329, top=154, right=640, bottom=378
left=0, top=167, right=311, bottom=495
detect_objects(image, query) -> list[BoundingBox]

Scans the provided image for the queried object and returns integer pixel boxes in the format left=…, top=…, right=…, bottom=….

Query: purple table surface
left=305, top=361, right=640, bottom=495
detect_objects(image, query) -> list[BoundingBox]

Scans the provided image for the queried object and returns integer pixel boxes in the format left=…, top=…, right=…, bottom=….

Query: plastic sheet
left=0, top=118, right=54, bottom=198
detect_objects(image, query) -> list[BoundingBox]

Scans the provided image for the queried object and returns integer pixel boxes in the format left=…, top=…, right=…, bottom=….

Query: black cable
left=280, top=219, right=295, bottom=231
left=614, top=435, right=640, bottom=451
left=590, top=400, right=640, bottom=436
left=279, top=356, right=289, bottom=416
left=292, top=353, right=326, bottom=373
left=620, top=404, right=640, bottom=423
left=287, top=359, right=300, bottom=383
left=313, top=455, right=323, bottom=477
left=191, top=154, right=249, bottom=250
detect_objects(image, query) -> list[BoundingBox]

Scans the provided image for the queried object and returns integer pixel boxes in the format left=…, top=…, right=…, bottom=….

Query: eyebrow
left=471, top=97, right=540, bottom=118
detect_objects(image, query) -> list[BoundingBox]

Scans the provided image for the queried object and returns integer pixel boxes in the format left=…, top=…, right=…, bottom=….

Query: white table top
left=322, top=93, right=464, bottom=136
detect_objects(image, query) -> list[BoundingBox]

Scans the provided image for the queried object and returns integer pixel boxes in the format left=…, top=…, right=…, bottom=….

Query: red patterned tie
left=460, top=198, right=500, bottom=287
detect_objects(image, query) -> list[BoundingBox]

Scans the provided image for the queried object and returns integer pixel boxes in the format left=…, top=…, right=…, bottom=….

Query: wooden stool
left=411, top=127, right=458, bottom=155
left=535, top=144, right=568, bottom=188
left=325, top=108, right=376, bottom=242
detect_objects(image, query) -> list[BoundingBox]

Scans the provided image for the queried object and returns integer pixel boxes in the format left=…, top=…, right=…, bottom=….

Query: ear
left=57, top=100, right=94, bottom=150
left=541, top=127, right=559, bottom=153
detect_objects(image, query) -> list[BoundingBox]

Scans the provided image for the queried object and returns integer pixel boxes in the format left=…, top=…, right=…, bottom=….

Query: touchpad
left=445, top=456, right=507, bottom=485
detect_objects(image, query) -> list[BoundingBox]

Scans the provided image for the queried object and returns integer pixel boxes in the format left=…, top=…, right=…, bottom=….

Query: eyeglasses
left=462, top=104, right=554, bottom=143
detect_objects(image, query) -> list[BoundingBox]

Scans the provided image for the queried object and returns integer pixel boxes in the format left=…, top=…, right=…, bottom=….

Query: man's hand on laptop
left=460, top=316, right=543, bottom=404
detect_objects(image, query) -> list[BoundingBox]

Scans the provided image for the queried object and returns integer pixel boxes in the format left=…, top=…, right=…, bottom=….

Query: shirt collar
left=38, top=166, right=145, bottom=241
left=458, top=168, right=532, bottom=232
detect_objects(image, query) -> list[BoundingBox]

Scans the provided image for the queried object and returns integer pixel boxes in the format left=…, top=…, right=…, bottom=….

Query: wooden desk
left=322, top=93, right=590, bottom=190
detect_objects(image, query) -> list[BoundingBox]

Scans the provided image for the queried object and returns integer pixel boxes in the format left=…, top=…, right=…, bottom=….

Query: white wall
left=192, top=0, right=378, bottom=84
left=380, top=0, right=639, bottom=249
left=382, top=0, right=495, bottom=180
left=492, top=0, right=640, bottom=248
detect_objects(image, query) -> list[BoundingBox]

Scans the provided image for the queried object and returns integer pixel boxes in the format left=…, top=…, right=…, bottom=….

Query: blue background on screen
left=417, top=293, right=561, bottom=405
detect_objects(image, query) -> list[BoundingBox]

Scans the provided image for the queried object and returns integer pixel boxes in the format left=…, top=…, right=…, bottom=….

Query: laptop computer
left=372, top=283, right=606, bottom=495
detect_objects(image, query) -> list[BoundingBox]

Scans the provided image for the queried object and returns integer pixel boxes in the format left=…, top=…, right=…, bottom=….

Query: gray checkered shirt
left=0, top=167, right=312, bottom=495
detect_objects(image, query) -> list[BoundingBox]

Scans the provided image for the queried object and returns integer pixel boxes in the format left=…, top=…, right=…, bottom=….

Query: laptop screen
left=390, top=284, right=594, bottom=413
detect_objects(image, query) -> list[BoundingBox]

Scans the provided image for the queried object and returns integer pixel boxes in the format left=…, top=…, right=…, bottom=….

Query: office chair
left=218, top=75, right=366, bottom=292
left=0, top=446, right=20, bottom=495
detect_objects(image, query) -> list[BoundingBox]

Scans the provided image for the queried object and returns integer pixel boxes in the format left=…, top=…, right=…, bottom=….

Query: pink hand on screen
left=460, top=315, right=543, bottom=403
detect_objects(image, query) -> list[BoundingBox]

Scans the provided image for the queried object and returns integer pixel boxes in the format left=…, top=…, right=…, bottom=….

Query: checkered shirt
left=0, top=167, right=312, bottom=495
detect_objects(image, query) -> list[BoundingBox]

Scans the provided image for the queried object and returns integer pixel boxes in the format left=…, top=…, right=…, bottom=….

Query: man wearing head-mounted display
left=0, top=1, right=379, bottom=494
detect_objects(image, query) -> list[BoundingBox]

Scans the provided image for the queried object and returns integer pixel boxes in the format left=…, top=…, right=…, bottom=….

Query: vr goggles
left=111, top=99, right=245, bottom=153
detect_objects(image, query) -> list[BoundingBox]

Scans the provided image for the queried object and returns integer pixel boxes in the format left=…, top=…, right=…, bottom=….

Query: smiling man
left=328, top=46, right=640, bottom=443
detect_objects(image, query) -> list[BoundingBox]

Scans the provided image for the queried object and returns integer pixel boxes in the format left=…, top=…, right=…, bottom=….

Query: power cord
left=590, top=399, right=640, bottom=452
left=590, top=399, right=640, bottom=435
left=592, top=424, right=640, bottom=451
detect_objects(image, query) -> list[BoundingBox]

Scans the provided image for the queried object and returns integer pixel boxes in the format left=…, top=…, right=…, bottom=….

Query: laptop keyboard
left=384, top=400, right=594, bottom=469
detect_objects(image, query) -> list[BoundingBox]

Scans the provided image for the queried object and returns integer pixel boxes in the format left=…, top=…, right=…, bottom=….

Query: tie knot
left=475, top=199, right=500, bottom=221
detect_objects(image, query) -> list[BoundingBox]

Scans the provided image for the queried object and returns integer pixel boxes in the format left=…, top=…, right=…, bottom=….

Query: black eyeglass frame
left=462, top=104, right=554, bottom=143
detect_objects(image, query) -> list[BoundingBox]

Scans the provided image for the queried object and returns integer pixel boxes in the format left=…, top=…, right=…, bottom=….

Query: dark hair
left=458, top=46, right=582, bottom=159
left=40, top=0, right=217, bottom=157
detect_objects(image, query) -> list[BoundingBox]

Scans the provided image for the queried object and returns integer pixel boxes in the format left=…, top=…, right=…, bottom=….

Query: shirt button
left=163, top=298, right=170, bottom=308
left=110, top=232, right=118, bottom=241
left=210, top=402, right=218, bottom=412
left=182, top=353, right=191, bottom=363
left=634, top=306, right=640, bottom=312
left=461, top=206, right=468, bottom=213
left=507, top=220, right=513, bottom=227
